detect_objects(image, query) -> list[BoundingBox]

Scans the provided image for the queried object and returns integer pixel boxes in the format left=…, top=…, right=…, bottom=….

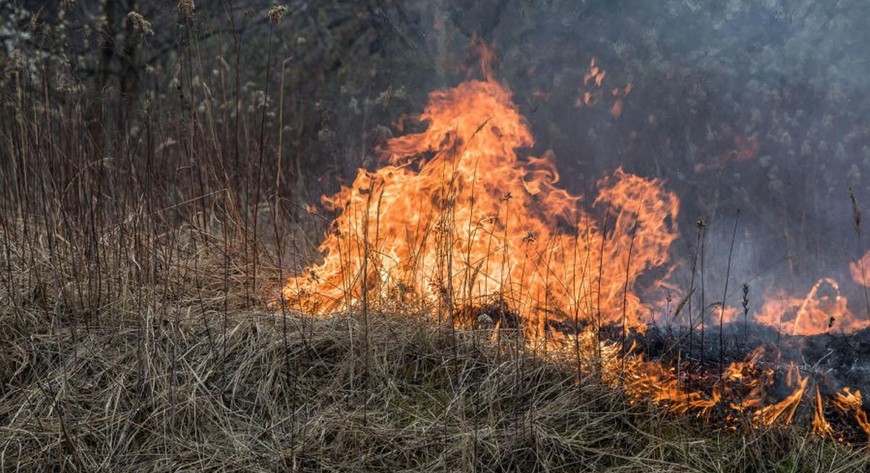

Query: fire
left=283, top=74, right=678, bottom=335
left=720, top=347, right=769, bottom=412
left=282, top=46, right=870, bottom=443
left=753, top=363, right=808, bottom=426
left=621, top=354, right=718, bottom=416
left=850, top=249, right=870, bottom=288
left=695, top=135, right=760, bottom=173
left=575, top=58, right=632, bottom=118
left=584, top=58, right=606, bottom=87
left=813, top=385, right=835, bottom=438
left=831, top=388, right=870, bottom=440
left=610, top=83, right=633, bottom=118
left=754, top=278, right=867, bottom=335
left=618, top=346, right=811, bottom=429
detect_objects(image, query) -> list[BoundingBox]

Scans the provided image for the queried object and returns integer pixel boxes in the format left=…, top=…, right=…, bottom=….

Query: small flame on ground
left=832, top=388, right=870, bottom=440
left=753, top=364, right=808, bottom=426
left=813, top=385, right=835, bottom=438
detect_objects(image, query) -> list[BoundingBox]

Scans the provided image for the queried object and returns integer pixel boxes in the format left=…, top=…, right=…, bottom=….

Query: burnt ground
left=459, top=296, right=870, bottom=442
left=632, top=323, right=870, bottom=395
left=627, top=322, right=870, bottom=441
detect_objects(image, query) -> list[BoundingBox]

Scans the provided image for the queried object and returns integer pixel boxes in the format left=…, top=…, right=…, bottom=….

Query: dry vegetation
left=3, top=246, right=869, bottom=471
left=2, top=258, right=869, bottom=472
left=1, top=2, right=869, bottom=472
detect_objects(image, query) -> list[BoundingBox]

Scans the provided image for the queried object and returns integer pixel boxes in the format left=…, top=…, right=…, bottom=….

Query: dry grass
left=1, top=5, right=868, bottom=471
left=0, top=225, right=867, bottom=472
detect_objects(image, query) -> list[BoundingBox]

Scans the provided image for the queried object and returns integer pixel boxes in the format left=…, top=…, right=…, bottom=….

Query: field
left=2, top=1, right=870, bottom=471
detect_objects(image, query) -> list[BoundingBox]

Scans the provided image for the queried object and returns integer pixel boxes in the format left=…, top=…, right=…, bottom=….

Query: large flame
left=284, top=77, right=678, bottom=335
left=282, top=54, right=870, bottom=442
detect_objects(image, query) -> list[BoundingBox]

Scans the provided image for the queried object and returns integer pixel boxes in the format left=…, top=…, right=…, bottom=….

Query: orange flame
left=695, top=135, right=760, bottom=173
left=610, top=84, right=633, bottom=118
left=283, top=76, right=678, bottom=335
left=621, top=354, right=717, bottom=416
left=754, top=278, right=867, bottom=335
left=282, top=48, right=870, bottom=442
left=753, top=364, right=808, bottom=426
left=584, top=58, right=606, bottom=87
left=850, top=249, right=870, bottom=288
left=813, top=385, right=835, bottom=438
left=831, top=388, right=870, bottom=440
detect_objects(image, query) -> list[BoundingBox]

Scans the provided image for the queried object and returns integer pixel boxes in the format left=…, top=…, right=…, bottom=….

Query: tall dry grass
left=0, top=4, right=868, bottom=472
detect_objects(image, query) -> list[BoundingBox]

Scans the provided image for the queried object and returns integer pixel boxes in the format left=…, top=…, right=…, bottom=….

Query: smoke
left=386, top=0, right=870, bottom=316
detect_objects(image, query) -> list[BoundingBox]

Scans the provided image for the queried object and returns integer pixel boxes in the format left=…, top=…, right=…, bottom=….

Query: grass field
left=1, top=226, right=868, bottom=471
left=2, top=2, right=870, bottom=471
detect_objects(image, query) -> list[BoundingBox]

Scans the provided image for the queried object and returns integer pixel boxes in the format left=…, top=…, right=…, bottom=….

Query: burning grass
left=0, top=220, right=866, bottom=471
left=279, top=59, right=870, bottom=444
left=2, top=6, right=870, bottom=470
left=0, top=242, right=868, bottom=472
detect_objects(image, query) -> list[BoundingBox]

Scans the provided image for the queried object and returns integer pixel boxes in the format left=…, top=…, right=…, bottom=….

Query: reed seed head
left=178, top=0, right=195, bottom=20
left=268, top=6, right=288, bottom=25
left=126, top=12, right=154, bottom=36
